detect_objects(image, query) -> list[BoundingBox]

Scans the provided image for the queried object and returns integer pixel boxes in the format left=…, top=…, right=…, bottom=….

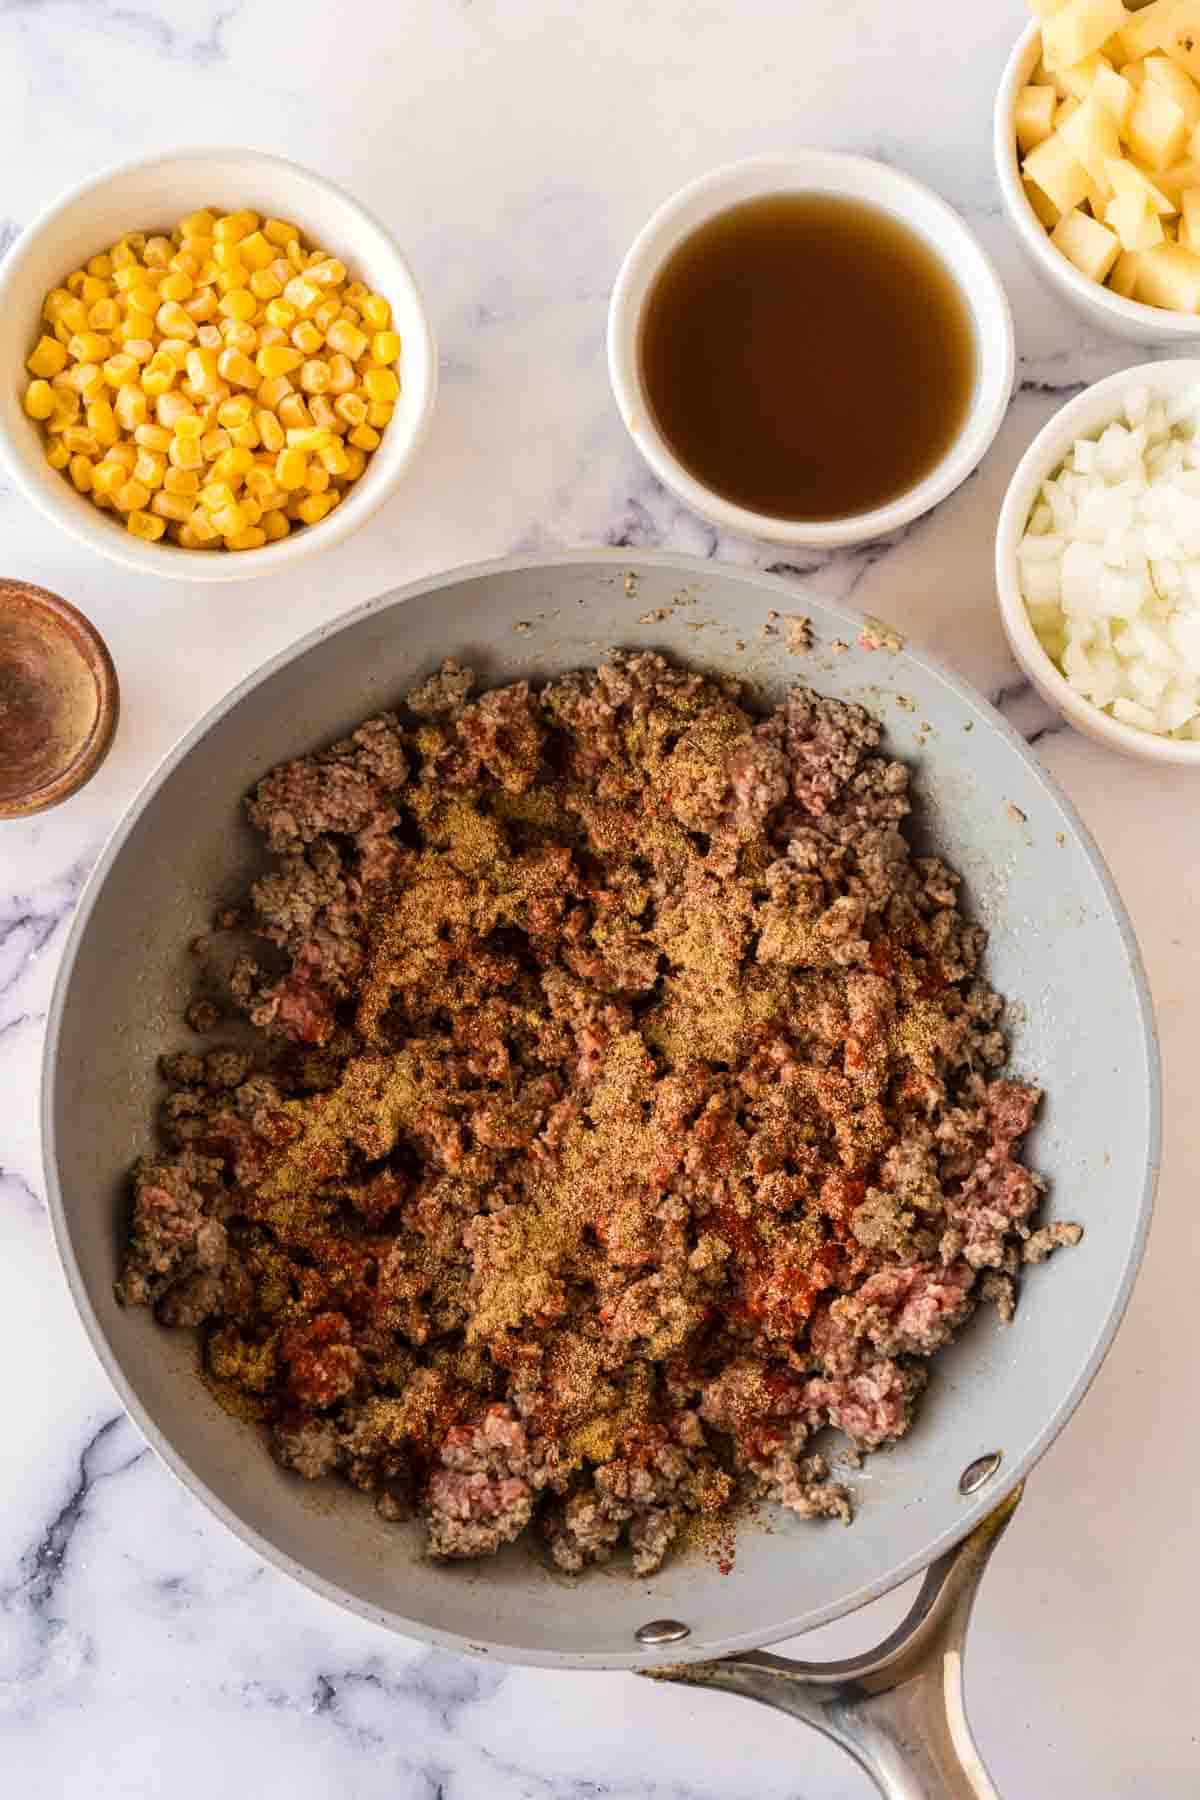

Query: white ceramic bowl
left=996, top=357, right=1200, bottom=765
left=606, top=151, right=1014, bottom=549
left=0, top=149, right=437, bottom=583
left=995, top=21, right=1200, bottom=345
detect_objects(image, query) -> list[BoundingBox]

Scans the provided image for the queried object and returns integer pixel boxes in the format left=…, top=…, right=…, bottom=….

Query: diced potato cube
left=1143, top=53, right=1200, bottom=127
left=1106, top=191, right=1167, bottom=251
left=1126, top=81, right=1189, bottom=169
left=1058, top=52, right=1112, bottom=100
left=1024, top=176, right=1062, bottom=229
left=1025, top=130, right=1095, bottom=213
left=1180, top=186, right=1200, bottom=247
left=1150, top=154, right=1200, bottom=199
left=1051, top=206, right=1122, bottom=281
left=1113, top=0, right=1177, bottom=63
left=1042, top=0, right=1128, bottom=73
left=1159, top=2, right=1200, bottom=82
left=1107, top=155, right=1178, bottom=214
left=1092, top=63, right=1135, bottom=126
left=1132, top=239, right=1200, bottom=309
left=1060, top=94, right=1123, bottom=196
left=1109, top=249, right=1145, bottom=296
left=1016, top=83, right=1059, bottom=153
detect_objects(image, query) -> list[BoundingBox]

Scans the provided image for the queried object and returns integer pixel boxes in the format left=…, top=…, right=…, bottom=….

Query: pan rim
left=40, top=548, right=1161, bottom=1668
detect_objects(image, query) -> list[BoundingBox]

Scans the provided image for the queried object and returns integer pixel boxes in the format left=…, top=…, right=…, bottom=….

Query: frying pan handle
left=644, top=1484, right=1022, bottom=1800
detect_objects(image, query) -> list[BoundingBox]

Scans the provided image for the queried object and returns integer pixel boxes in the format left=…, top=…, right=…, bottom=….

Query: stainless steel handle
left=643, top=1484, right=1022, bottom=1800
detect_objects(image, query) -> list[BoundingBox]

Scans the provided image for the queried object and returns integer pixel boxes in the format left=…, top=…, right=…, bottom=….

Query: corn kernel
left=244, top=465, right=276, bottom=499
left=111, top=266, right=144, bottom=292
left=217, top=394, right=253, bottom=429
left=125, top=309, right=157, bottom=341
left=256, top=344, right=303, bottom=378
left=155, top=299, right=196, bottom=339
left=143, top=235, right=173, bottom=268
left=348, top=423, right=380, bottom=451
left=286, top=239, right=307, bottom=271
left=196, top=323, right=223, bottom=350
left=285, top=426, right=332, bottom=452
left=23, top=380, right=56, bottom=420
left=217, top=287, right=256, bottom=323
left=305, top=462, right=331, bottom=493
left=136, top=447, right=169, bottom=488
left=199, top=479, right=236, bottom=509
left=174, top=414, right=206, bottom=441
left=239, top=494, right=263, bottom=526
left=229, top=420, right=260, bottom=449
left=291, top=319, right=324, bottom=355
left=67, top=331, right=112, bottom=363
left=319, top=438, right=351, bottom=476
left=67, top=452, right=94, bottom=491
left=294, top=357, right=329, bottom=395
left=134, top=422, right=172, bottom=451
left=113, top=386, right=148, bottom=433
left=372, top=331, right=401, bottom=366
left=140, top=361, right=173, bottom=399
left=158, top=340, right=193, bottom=374
left=313, top=297, right=341, bottom=333
left=102, top=353, right=139, bottom=388
left=151, top=490, right=194, bottom=523
left=171, top=250, right=201, bottom=279
left=123, top=338, right=155, bottom=365
left=363, top=366, right=400, bottom=404
left=263, top=298, right=296, bottom=333
left=213, top=212, right=252, bottom=245
left=256, top=374, right=293, bottom=410
left=255, top=408, right=284, bottom=452
left=198, top=429, right=231, bottom=460
left=309, top=257, right=347, bottom=289
left=181, top=210, right=216, bottom=239
left=127, top=509, right=166, bottom=541
left=79, top=276, right=110, bottom=305
left=85, top=253, right=112, bottom=281
left=164, top=466, right=200, bottom=496
left=211, top=445, right=254, bottom=482
left=237, top=230, right=275, bottom=271
left=340, top=304, right=361, bottom=325
left=91, top=458, right=126, bottom=495
left=27, top=335, right=69, bottom=378
left=226, top=525, right=267, bottom=550
left=62, top=425, right=100, bottom=455
left=295, top=491, right=336, bottom=526
left=159, top=270, right=193, bottom=303
left=367, top=401, right=394, bottom=429
left=275, top=447, right=308, bottom=489
left=86, top=399, right=118, bottom=447
left=283, top=276, right=321, bottom=317
left=109, top=442, right=138, bottom=471
left=156, top=391, right=195, bottom=429
left=277, top=392, right=311, bottom=430
left=326, top=318, right=368, bottom=360
left=309, top=395, right=340, bottom=432
left=211, top=501, right=249, bottom=537
left=113, top=478, right=150, bottom=513
left=48, top=385, right=81, bottom=425
left=45, top=439, right=71, bottom=471
left=58, top=298, right=90, bottom=336
left=185, top=288, right=219, bottom=322
left=263, top=509, right=290, bottom=542
left=334, top=391, right=368, bottom=427
left=216, top=347, right=257, bottom=389
left=264, top=218, right=299, bottom=248
left=361, top=292, right=391, bottom=329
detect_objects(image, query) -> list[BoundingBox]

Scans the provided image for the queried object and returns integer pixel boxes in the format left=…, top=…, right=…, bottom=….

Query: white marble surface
left=1, top=2, right=1197, bottom=1794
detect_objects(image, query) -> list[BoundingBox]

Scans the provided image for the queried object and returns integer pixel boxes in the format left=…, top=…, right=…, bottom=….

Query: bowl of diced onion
left=0, top=148, right=437, bottom=580
left=996, top=358, right=1200, bottom=763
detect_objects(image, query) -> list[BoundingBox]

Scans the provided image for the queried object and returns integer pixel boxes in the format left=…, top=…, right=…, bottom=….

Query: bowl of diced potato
left=0, top=149, right=437, bottom=579
left=996, top=0, right=1200, bottom=338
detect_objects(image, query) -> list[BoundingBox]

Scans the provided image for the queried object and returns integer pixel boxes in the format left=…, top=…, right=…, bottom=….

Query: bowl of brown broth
left=607, top=153, right=1014, bottom=548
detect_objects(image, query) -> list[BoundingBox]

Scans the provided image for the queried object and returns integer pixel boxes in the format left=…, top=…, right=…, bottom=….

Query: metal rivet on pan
left=635, top=1619, right=691, bottom=1645
left=959, top=1451, right=1003, bottom=1495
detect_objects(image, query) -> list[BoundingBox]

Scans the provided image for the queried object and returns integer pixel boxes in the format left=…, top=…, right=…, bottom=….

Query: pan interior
left=44, top=554, right=1156, bottom=1668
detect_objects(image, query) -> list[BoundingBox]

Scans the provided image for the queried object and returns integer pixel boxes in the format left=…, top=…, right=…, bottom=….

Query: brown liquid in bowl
left=638, top=192, right=978, bottom=522
left=0, top=582, right=116, bottom=815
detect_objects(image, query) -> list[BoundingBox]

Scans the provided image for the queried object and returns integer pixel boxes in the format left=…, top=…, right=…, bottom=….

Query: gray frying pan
left=42, top=552, right=1159, bottom=1798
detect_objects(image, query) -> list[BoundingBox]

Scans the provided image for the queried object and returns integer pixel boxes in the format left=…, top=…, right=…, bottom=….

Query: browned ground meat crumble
left=118, top=653, right=1078, bottom=1576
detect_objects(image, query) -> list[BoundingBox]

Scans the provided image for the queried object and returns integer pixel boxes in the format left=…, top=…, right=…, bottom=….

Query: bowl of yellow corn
left=0, top=148, right=437, bottom=578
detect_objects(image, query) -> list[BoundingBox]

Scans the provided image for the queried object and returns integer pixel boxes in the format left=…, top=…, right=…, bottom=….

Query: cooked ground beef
left=117, top=653, right=1078, bottom=1575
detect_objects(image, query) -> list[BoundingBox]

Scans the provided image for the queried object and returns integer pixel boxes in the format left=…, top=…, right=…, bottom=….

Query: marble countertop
left=2, top=2, right=1196, bottom=1794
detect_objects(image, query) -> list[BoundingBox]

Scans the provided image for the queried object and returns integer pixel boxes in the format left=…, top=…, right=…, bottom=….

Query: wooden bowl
left=0, top=579, right=119, bottom=818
